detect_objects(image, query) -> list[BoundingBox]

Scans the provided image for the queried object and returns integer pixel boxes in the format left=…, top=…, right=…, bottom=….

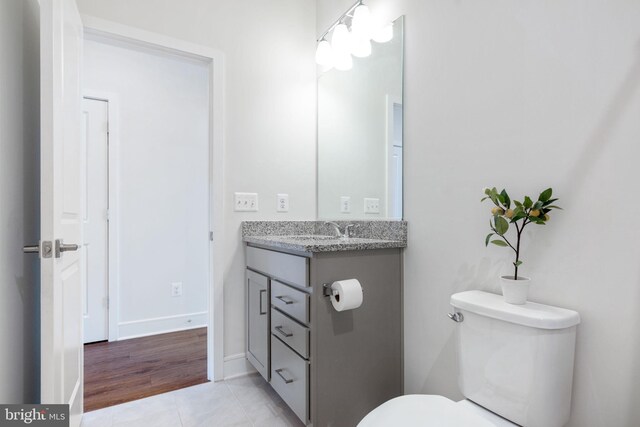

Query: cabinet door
left=247, top=270, right=269, bottom=380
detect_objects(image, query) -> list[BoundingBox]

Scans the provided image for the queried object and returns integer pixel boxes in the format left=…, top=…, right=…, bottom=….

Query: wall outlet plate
left=171, top=282, right=183, bottom=297
left=277, top=193, right=289, bottom=212
left=234, top=192, right=258, bottom=212
left=340, top=196, right=351, bottom=213
left=364, top=198, right=380, bottom=214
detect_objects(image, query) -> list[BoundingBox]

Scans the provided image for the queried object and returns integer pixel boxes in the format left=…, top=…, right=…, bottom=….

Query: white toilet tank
left=450, top=291, right=580, bottom=427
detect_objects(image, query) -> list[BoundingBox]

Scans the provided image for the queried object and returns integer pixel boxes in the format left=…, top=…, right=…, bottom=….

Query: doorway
left=82, top=97, right=109, bottom=344
left=81, top=31, right=214, bottom=411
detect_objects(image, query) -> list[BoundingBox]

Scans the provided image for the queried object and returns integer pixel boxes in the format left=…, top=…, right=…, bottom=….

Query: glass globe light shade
left=351, top=4, right=371, bottom=39
left=372, top=22, right=394, bottom=43
left=315, top=39, right=333, bottom=67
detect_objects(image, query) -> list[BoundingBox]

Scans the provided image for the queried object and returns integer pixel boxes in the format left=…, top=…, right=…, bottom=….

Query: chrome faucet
left=324, top=221, right=356, bottom=239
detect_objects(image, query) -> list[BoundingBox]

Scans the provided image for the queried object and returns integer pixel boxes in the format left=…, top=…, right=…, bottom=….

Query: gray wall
left=316, top=1, right=640, bottom=427
left=0, top=0, right=41, bottom=403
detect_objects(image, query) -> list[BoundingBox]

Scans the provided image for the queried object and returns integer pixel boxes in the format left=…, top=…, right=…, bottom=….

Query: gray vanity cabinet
left=246, top=270, right=269, bottom=380
left=245, top=244, right=402, bottom=427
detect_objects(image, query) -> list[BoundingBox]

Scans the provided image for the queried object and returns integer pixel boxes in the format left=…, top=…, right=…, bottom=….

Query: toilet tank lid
left=450, top=291, right=580, bottom=330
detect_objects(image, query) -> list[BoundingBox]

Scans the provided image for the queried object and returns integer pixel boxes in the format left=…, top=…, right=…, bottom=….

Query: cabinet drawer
left=271, top=308, right=309, bottom=359
left=271, top=335, right=309, bottom=424
left=246, top=246, right=309, bottom=287
left=271, top=280, right=309, bottom=324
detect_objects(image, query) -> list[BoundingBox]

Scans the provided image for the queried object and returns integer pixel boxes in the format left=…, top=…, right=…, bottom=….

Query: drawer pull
left=275, top=368, right=294, bottom=384
left=274, top=325, right=293, bottom=337
left=259, top=289, right=267, bottom=315
left=275, top=295, right=295, bottom=305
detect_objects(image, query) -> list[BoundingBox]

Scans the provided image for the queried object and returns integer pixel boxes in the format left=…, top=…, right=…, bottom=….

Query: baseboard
left=223, top=353, right=256, bottom=380
left=118, top=311, right=208, bottom=340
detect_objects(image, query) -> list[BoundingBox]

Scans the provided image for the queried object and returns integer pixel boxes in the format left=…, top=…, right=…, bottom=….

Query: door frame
left=81, top=15, right=226, bottom=381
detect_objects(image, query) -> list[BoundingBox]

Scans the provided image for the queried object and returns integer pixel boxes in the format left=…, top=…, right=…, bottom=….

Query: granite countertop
left=241, top=221, right=407, bottom=253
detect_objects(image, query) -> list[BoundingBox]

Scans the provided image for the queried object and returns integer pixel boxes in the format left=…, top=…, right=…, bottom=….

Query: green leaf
left=546, top=205, right=563, bottom=210
left=481, top=196, right=489, bottom=202
left=513, top=200, right=523, bottom=208
left=524, top=196, right=533, bottom=209
left=500, top=189, right=511, bottom=208
left=511, top=212, right=527, bottom=222
left=494, top=216, right=509, bottom=235
left=485, top=233, right=494, bottom=247
left=491, top=240, right=508, bottom=247
left=533, top=201, right=543, bottom=209
left=497, top=193, right=506, bottom=205
left=514, top=260, right=523, bottom=267
left=539, top=188, right=553, bottom=202
left=484, top=188, right=492, bottom=196
left=542, top=198, right=558, bottom=206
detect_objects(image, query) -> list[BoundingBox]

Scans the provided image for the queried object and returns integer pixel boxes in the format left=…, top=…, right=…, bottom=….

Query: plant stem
left=514, top=218, right=530, bottom=280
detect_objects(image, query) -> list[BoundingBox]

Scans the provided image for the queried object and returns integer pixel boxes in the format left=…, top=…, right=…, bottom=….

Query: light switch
left=364, top=198, right=380, bottom=214
left=277, top=194, right=289, bottom=212
left=340, top=196, right=351, bottom=213
left=234, top=192, right=258, bottom=212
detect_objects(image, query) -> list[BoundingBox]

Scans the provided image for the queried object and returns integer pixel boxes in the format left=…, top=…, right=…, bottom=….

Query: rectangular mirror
left=317, top=16, right=404, bottom=220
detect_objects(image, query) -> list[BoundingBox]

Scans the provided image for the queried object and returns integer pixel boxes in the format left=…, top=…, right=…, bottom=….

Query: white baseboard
left=223, top=353, right=256, bottom=380
left=118, top=311, right=208, bottom=340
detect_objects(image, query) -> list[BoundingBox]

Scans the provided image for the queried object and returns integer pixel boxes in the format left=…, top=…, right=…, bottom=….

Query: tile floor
left=80, top=373, right=304, bottom=427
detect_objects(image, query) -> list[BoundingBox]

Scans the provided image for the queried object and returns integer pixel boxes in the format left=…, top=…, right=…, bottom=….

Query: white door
left=40, top=0, right=84, bottom=424
left=82, top=98, right=109, bottom=343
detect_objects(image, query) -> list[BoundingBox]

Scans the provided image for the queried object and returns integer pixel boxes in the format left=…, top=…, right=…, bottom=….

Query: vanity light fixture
left=315, top=0, right=394, bottom=70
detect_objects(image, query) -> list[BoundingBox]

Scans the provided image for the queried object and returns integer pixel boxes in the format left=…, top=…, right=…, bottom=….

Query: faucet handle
left=344, top=223, right=356, bottom=238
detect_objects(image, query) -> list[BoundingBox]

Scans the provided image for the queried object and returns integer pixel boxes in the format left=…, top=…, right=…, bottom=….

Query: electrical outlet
left=171, top=282, right=183, bottom=297
left=234, top=192, right=258, bottom=212
left=340, top=196, right=351, bottom=213
left=277, top=193, right=289, bottom=212
left=364, top=198, right=380, bottom=214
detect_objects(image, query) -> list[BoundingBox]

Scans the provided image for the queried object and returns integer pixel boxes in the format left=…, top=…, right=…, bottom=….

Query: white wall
left=76, top=0, right=317, bottom=374
left=317, top=1, right=640, bottom=426
left=0, top=0, right=40, bottom=403
left=83, top=39, right=210, bottom=338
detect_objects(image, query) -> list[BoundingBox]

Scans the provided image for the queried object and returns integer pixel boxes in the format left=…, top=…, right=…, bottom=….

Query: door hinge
left=106, top=209, right=110, bottom=221
left=209, top=231, right=214, bottom=241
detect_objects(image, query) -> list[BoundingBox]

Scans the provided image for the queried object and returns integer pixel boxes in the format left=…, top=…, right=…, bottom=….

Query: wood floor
left=84, top=327, right=208, bottom=412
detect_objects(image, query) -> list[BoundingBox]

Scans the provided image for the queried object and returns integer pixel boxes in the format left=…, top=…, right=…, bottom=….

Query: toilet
left=359, top=290, right=580, bottom=427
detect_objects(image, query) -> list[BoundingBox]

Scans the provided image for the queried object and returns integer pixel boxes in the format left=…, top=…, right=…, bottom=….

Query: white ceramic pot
left=500, top=275, right=531, bottom=305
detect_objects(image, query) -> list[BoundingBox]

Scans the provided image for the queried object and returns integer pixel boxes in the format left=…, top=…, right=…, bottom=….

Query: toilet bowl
left=358, top=395, right=516, bottom=427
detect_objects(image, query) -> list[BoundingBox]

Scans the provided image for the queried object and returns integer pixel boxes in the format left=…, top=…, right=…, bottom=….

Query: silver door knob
left=23, top=244, right=40, bottom=254
left=55, top=239, right=79, bottom=257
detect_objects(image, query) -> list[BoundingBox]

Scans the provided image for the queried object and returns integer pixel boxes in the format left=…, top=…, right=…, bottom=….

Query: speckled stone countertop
left=241, top=220, right=407, bottom=253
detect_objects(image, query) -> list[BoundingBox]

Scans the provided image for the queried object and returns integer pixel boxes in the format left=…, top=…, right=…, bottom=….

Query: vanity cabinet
left=245, top=243, right=403, bottom=427
left=246, top=270, right=269, bottom=380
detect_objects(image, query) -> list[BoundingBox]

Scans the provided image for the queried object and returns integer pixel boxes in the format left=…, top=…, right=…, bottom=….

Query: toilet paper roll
left=330, top=279, right=363, bottom=312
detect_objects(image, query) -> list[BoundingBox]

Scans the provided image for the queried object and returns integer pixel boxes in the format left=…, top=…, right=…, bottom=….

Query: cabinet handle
left=275, top=368, right=294, bottom=384
left=274, top=325, right=293, bottom=337
left=259, top=289, right=267, bottom=315
left=275, top=295, right=294, bottom=305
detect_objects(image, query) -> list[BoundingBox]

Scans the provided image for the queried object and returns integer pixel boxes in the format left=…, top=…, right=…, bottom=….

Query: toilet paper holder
left=322, top=283, right=335, bottom=297
left=322, top=282, right=364, bottom=297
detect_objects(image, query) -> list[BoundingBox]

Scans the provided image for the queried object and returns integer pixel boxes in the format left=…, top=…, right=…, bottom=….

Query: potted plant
left=482, top=187, right=561, bottom=304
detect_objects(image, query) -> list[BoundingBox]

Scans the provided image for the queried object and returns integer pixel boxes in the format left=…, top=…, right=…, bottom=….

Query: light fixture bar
left=317, top=0, right=363, bottom=42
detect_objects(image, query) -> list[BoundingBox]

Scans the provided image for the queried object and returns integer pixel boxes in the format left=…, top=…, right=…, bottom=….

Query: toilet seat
left=357, top=395, right=517, bottom=427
